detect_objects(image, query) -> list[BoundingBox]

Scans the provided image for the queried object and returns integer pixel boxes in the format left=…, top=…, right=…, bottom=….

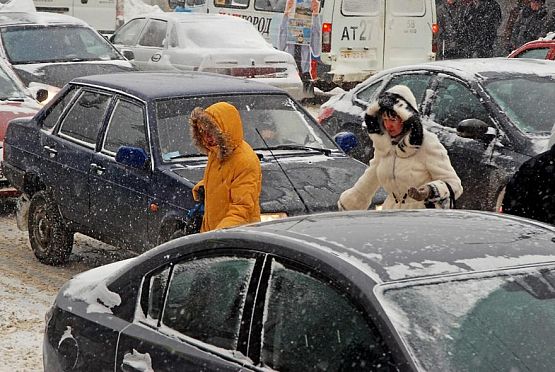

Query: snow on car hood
left=63, top=257, right=135, bottom=314
left=13, top=60, right=135, bottom=88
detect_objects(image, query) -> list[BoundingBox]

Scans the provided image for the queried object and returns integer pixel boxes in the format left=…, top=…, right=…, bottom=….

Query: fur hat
left=384, top=85, right=419, bottom=113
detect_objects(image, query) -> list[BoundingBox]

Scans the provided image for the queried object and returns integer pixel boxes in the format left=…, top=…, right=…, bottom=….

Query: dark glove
left=378, top=92, right=397, bottom=112
left=405, top=115, right=423, bottom=146
left=408, top=185, right=431, bottom=201
left=364, top=101, right=382, bottom=134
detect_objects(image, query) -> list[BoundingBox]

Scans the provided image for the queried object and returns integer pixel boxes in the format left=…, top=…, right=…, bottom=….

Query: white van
left=173, top=0, right=437, bottom=89
left=33, top=0, right=120, bottom=33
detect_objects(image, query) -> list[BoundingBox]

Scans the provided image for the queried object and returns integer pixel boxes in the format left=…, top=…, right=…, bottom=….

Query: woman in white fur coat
left=338, top=85, right=463, bottom=210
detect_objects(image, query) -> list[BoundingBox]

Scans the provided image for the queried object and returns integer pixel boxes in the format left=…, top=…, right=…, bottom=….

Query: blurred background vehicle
left=508, top=31, right=555, bottom=59
left=44, top=209, right=555, bottom=371
left=0, top=59, right=41, bottom=197
left=318, top=58, right=554, bottom=211
left=3, top=72, right=377, bottom=265
left=109, top=13, right=304, bottom=100
left=0, top=11, right=135, bottom=103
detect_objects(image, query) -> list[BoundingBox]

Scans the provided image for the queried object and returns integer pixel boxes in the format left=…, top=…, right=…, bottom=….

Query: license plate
left=340, top=50, right=368, bottom=59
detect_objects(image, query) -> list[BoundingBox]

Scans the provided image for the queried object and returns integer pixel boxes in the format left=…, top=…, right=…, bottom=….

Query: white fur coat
left=339, top=129, right=463, bottom=210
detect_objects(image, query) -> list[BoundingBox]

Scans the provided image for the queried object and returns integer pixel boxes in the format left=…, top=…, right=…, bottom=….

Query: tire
left=28, top=191, right=73, bottom=265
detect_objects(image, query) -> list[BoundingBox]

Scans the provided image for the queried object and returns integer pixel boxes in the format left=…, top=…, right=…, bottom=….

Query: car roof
left=72, top=71, right=287, bottom=101
left=236, top=210, right=555, bottom=284
left=368, top=57, right=555, bottom=83
left=0, top=11, right=88, bottom=27
left=132, top=12, right=251, bottom=25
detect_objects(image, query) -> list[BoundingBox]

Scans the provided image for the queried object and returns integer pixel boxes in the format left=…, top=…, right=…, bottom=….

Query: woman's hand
left=408, top=185, right=431, bottom=201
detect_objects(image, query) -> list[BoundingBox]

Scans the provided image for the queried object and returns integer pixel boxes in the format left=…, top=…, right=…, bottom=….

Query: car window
left=156, top=94, right=336, bottom=161
left=380, top=267, right=555, bottom=371
left=430, top=78, right=492, bottom=129
left=111, top=18, right=148, bottom=46
left=514, top=47, right=550, bottom=59
left=260, top=260, right=392, bottom=371
left=162, top=256, right=255, bottom=350
left=254, top=0, right=286, bottom=12
left=356, top=80, right=383, bottom=102
left=103, top=99, right=148, bottom=155
left=1, top=25, right=121, bottom=64
left=138, top=19, right=168, bottom=48
left=342, top=0, right=379, bottom=16
left=177, top=20, right=268, bottom=49
left=389, top=0, right=425, bottom=15
left=214, top=0, right=249, bottom=9
left=140, top=266, right=171, bottom=324
left=384, top=73, right=432, bottom=109
left=58, top=90, right=111, bottom=145
left=41, top=86, right=79, bottom=131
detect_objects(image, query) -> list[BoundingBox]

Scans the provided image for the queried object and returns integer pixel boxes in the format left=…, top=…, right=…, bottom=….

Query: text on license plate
left=340, top=50, right=369, bottom=59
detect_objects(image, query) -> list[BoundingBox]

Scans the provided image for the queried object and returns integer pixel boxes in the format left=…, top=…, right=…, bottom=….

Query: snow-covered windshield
left=484, top=77, right=555, bottom=134
left=177, top=20, right=269, bottom=49
left=379, top=266, right=555, bottom=371
left=0, top=64, right=26, bottom=99
left=156, top=94, right=336, bottom=161
left=1, top=26, right=122, bottom=64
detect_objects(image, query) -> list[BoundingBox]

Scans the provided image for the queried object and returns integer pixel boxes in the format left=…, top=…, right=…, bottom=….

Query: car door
left=425, top=75, right=498, bottom=210
left=40, top=87, right=111, bottom=226
left=133, top=18, right=169, bottom=70
left=252, top=256, right=399, bottom=370
left=115, top=252, right=264, bottom=371
left=110, top=18, right=148, bottom=60
left=90, top=96, right=151, bottom=248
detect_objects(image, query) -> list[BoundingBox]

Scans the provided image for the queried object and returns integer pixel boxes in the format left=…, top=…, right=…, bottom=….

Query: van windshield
left=1, top=25, right=122, bottom=64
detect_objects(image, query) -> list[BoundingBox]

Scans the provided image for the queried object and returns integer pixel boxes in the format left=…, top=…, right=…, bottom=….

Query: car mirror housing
left=456, top=119, right=491, bottom=140
left=334, top=131, right=358, bottom=154
left=35, top=89, right=49, bottom=103
left=122, top=49, right=135, bottom=61
left=116, top=146, right=149, bottom=169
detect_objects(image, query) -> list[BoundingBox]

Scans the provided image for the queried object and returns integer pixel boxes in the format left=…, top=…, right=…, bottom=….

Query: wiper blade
left=254, top=144, right=332, bottom=156
left=168, top=153, right=206, bottom=160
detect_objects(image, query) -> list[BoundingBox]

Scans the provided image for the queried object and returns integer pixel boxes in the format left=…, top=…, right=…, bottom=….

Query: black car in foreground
left=3, top=72, right=371, bottom=265
left=318, top=58, right=554, bottom=211
left=44, top=210, right=555, bottom=371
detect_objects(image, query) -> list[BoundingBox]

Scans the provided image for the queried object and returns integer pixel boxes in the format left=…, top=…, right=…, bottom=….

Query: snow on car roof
left=0, top=11, right=89, bottom=27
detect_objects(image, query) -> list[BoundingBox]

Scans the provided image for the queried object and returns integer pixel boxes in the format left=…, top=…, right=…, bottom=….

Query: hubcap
left=33, top=206, right=52, bottom=251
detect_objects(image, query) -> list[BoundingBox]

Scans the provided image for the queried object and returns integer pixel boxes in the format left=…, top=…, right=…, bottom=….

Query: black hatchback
left=3, top=72, right=371, bottom=265
left=318, top=58, right=554, bottom=211
left=44, top=210, right=555, bottom=371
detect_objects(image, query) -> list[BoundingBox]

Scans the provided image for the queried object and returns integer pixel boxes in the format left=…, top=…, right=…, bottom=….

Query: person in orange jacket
left=189, top=102, right=262, bottom=232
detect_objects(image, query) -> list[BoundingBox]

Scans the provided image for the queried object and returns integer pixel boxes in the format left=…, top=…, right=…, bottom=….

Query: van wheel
left=28, top=191, right=73, bottom=265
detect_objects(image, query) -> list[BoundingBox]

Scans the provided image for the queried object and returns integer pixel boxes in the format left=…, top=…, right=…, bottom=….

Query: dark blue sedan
left=3, top=72, right=372, bottom=265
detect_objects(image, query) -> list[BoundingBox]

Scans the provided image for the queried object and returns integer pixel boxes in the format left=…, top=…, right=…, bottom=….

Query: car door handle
left=90, top=163, right=105, bottom=175
left=43, top=145, right=57, bottom=158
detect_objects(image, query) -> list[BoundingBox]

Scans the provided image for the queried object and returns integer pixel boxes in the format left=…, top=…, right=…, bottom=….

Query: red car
left=508, top=33, right=555, bottom=59
left=0, top=60, right=41, bottom=196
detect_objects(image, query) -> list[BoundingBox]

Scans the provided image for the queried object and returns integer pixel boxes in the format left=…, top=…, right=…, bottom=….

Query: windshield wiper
left=254, top=144, right=332, bottom=156
left=0, top=96, right=25, bottom=101
left=168, top=153, right=206, bottom=160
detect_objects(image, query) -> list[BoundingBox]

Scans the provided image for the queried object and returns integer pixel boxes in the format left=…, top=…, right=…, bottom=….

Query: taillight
left=322, top=23, right=332, bottom=53
left=310, top=59, right=318, bottom=80
left=431, top=23, right=439, bottom=54
left=432, top=23, right=439, bottom=34
left=317, top=106, right=335, bottom=124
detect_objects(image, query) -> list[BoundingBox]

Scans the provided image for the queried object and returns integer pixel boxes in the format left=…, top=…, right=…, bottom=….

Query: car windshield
left=177, top=20, right=269, bottom=49
left=379, top=267, right=555, bottom=371
left=0, top=64, right=26, bottom=100
left=484, top=77, right=555, bottom=134
left=156, top=94, right=337, bottom=161
left=1, top=25, right=122, bottom=64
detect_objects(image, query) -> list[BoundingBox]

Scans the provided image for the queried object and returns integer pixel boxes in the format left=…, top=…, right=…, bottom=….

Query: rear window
left=342, top=0, right=379, bottom=16
left=389, top=0, right=425, bottom=16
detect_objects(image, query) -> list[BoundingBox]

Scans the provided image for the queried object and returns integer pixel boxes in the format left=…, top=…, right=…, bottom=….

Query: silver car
left=110, top=13, right=304, bottom=100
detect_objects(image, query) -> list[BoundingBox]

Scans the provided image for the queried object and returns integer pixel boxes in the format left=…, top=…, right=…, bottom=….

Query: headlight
left=260, top=212, right=288, bottom=222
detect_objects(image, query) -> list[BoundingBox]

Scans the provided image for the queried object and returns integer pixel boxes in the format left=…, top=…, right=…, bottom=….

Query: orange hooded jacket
left=189, top=102, right=262, bottom=232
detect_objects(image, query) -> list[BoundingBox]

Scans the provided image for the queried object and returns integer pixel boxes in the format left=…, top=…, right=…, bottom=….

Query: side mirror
left=35, top=89, right=49, bottom=103
left=122, top=49, right=135, bottom=61
left=116, top=146, right=149, bottom=169
left=457, top=119, right=492, bottom=140
left=334, top=131, right=358, bottom=154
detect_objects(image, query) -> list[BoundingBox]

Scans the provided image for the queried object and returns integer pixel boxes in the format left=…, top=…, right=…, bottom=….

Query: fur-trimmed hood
left=189, top=102, right=244, bottom=161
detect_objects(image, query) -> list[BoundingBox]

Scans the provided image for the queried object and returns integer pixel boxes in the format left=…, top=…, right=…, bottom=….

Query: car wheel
left=28, top=191, right=73, bottom=265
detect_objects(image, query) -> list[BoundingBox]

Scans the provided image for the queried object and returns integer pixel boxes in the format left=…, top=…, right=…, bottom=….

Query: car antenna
left=255, top=128, right=310, bottom=214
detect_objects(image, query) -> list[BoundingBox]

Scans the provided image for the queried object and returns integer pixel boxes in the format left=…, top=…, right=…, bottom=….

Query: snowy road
left=0, top=199, right=136, bottom=371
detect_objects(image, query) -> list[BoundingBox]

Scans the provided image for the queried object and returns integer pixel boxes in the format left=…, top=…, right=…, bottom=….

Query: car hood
left=170, top=154, right=368, bottom=215
left=0, top=100, right=40, bottom=140
left=12, top=60, right=135, bottom=88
